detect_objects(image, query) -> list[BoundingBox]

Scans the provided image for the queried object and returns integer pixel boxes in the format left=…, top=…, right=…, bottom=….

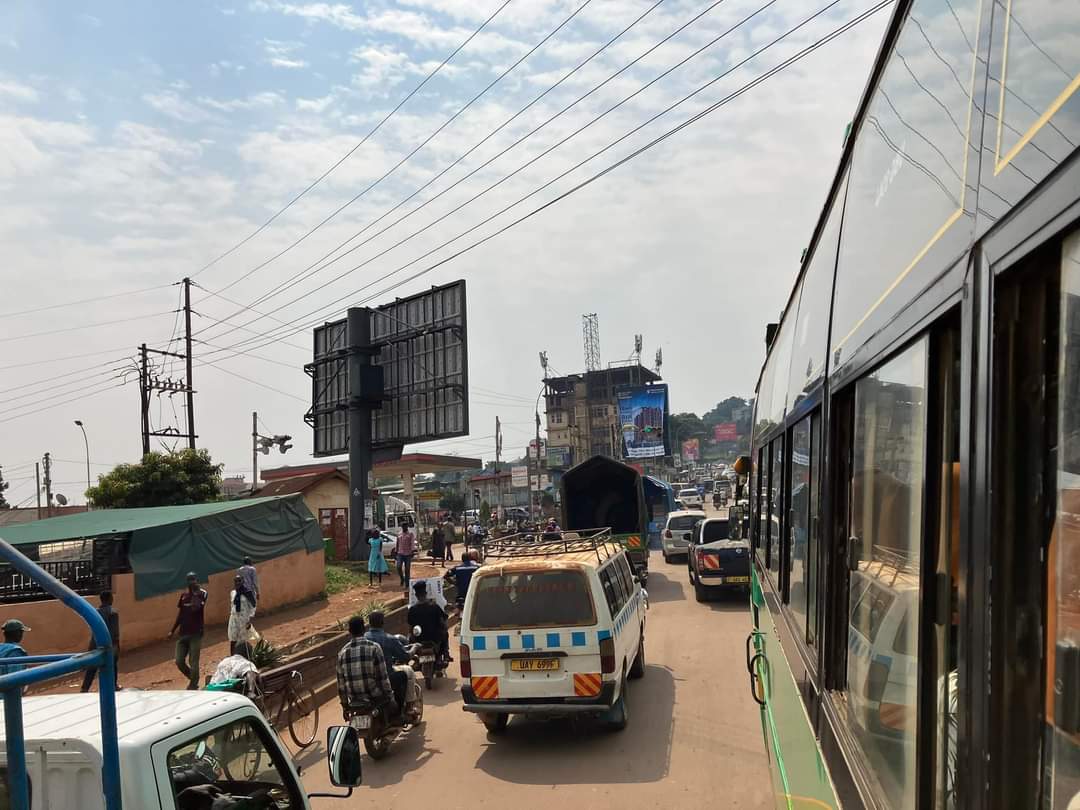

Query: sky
left=0, top=0, right=890, bottom=505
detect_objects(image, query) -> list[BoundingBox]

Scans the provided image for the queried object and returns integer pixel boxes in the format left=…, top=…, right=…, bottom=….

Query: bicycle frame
left=0, top=537, right=121, bottom=810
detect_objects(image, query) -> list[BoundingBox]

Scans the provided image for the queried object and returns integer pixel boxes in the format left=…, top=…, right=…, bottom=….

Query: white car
left=661, top=510, right=706, bottom=562
left=677, top=488, right=703, bottom=509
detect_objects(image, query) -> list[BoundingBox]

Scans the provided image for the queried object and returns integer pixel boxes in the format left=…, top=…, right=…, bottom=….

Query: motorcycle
left=410, top=624, right=448, bottom=690
left=343, top=668, right=424, bottom=759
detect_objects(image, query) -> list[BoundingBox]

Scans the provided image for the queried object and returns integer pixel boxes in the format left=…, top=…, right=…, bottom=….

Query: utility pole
left=42, top=453, right=52, bottom=518
left=35, top=463, right=41, bottom=520
left=140, top=344, right=150, bottom=457
left=495, top=416, right=502, bottom=523
left=534, top=410, right=542, bottom=523
left=252, top=411, right=259, bottom=493
left=182, top=277, right=195, bottom=449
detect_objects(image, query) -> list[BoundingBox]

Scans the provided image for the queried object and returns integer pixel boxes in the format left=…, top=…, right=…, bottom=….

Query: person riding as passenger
left=364, top=610, right=412, bottom=710
left=336, top=615, right=396, bottom=717
left=407, top=581, right=450, bottom=663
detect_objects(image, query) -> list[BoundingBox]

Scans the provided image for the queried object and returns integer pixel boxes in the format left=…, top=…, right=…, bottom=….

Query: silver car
left=661, top=510, right=706, bottom=563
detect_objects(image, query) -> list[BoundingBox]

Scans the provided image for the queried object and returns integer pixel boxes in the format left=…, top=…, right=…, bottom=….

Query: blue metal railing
left=0, top=537, right=121, bottom=810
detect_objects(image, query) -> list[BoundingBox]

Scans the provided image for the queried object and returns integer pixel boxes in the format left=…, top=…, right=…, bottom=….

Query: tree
left=0, top=466, right=9, bottom=510
left=439, top=490, right=466, bottom=515
left=86, top=449, right=223, bottom=509
left=479, top=500, right=491, bottom=526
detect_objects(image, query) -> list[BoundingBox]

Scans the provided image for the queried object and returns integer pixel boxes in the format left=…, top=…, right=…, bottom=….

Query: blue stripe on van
left=597, top=630, right=611, bottom=642
left=571, top=632, right=586, bottom=647
left=496, top=635, right=511, bottom=650
left=521, top=634, right=536, bottom=650
left=473, top=636, right=486, bottom=652
left=547, top=632, right=560, bottom=648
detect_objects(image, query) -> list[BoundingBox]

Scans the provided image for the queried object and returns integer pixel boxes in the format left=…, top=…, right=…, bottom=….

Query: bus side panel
left=752, top=565, right=839, bottom=810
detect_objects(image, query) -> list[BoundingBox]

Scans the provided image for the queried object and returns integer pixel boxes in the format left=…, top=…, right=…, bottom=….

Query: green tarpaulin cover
left=0, top=496, right=322, bottom=599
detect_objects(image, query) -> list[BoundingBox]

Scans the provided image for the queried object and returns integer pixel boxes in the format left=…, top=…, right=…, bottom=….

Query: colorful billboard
left=616, top=384, right=669, bottom=459
left=547, top=446, right=573, bottom=468
left=713, top=422, right=738, bottom=441
left=682, top=438, right=700, bottom=461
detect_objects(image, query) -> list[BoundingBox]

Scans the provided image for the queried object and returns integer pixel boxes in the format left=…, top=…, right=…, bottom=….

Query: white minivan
left=459, top=534, right=647, bottom=733
left=661, top=510, right=706, bottom=563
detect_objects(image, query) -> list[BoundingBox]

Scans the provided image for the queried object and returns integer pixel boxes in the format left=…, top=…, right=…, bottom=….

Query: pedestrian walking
left=429, top=524, right=446, bottom=567
left=367, top=529, right=389, bottom=586
left=228, top=574, right=257, bottom=656
left=0, top=620, right=30, bottom=675
left=395, top=524, right=417, bottom=588
left=443, top=519, right=456, bottom=561
left=168, top=572, right=208, bottom=690
left=80, top=590, right=120, bottom=692
left=237, top=556, right=259, bottom=604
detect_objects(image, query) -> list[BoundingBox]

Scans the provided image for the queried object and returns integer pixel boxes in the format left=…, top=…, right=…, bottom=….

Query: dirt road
left=304, top=550, right=772, bottom=809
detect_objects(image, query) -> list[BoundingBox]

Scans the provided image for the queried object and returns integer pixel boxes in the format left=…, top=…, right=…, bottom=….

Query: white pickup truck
left=0, top=690, right=361, bottom=809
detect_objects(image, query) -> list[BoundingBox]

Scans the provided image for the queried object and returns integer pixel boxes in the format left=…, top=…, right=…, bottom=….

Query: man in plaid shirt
left=336, top=616, right=396, bottom=712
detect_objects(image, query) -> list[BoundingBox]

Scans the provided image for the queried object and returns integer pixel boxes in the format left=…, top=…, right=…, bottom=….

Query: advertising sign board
left=682, top=438, right=700, bottom=461
left=615, top=383, right=669, bottom=459
left=547, top=446, right=573, bottom=468
left=713, top=422, right=738, bottom=441
left=511, top=466, right=529, bottom=488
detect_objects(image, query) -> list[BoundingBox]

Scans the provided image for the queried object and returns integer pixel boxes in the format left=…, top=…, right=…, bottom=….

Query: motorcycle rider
left=364, top=610, right=411, bottom=710
left=336, top=615, right=397, bottom=719
left=407, top=581, right=450, bottom=663
left=445, top=552, right=481, bottom=607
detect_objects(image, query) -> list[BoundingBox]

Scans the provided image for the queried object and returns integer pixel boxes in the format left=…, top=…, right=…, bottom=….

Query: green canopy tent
left=0, top=495, right=323, bottom=599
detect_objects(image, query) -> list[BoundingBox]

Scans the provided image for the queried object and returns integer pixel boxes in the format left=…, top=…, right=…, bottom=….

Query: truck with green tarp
left=559, top=455, right=650, bottom=583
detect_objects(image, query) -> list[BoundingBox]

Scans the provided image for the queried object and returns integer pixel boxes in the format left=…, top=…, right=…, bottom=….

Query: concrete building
left=253, top=470, right=350, bottom=560
left=544, top=363, right=663, bottom=470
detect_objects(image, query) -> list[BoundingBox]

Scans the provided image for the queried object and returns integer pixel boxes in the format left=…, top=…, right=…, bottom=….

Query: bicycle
left=251, top=665, right=321, bottom=750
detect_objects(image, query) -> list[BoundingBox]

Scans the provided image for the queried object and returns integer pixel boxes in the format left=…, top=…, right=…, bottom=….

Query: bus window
left=846, top=338, right=927, bottom=810
left=768, top=437, right=783, bottom=574
left=789, top=416, right=812, bottom=642
left=1048, top=231, right=1080, bottom=809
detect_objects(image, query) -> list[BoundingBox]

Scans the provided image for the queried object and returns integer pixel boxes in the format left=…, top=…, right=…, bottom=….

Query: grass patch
left=325, top=564, right=365, bottom=595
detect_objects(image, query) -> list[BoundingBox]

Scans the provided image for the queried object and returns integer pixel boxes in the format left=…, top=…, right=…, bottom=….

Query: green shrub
left=325, top=564, right=363, bottom=595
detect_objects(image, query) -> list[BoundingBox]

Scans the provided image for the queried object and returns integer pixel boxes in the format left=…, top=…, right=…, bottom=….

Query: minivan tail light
left=665, top=529, right=672, bottom=539
left=460, top=643, right=472, bottom=678
left=599, top=637, right=616, bottom=674
left=696, top=549, right=705, bottom=568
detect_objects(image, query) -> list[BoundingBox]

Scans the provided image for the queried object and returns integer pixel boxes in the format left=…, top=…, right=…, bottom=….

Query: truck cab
left=0, top=691, right=340, bottom=809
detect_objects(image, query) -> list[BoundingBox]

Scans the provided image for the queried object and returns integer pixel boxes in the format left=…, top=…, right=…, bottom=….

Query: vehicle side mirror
left=327, top=725, right=363, bottom=787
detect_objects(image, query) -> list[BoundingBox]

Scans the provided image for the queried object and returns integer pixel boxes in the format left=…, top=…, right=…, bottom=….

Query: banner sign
left=616, top=384, right=669, bottom=459
left=547, top=445, right=573, bottom=468
left=682, top=438, right=700, bottom=461
left=511, top=466, right=529, bottom=488
left=713, top=422, right=738, bottom=441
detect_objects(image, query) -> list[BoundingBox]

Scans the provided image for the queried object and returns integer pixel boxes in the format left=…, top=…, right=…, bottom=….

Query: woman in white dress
left=228, top=574, right=257, bottom=655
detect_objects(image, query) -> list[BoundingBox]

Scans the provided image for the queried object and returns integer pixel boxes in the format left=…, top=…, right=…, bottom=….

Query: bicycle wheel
left=287, top=686, right=319, bottom=749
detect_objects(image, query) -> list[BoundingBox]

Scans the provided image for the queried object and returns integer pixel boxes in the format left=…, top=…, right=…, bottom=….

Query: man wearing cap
left=0, top=620, right=30, bottom=675
left=168, top=572, right=208, bottom=690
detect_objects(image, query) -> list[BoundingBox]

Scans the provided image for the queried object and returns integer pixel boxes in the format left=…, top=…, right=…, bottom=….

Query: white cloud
left=220, top=7, right=238, bottom=14
left=350, top=45, right=410, bottom=87
left=79, top=13, right=102, bottom=27
left=143, top=91, right=209, bottom=123
left=264, top=39, right=308, bottom=69
left=296, top=95, right=334, bottom=112
left=209, top=60, right=246, bottom=77
left=0, top=115, right=94, bottom=179
left=198, top=91, right=284, bottom=112
left=0, top=79, right=38, bottom=103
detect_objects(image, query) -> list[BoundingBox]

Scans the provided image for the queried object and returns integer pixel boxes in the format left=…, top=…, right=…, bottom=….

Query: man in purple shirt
left=168, top=572, right=208, bottom=690
left=395, top=526, right=417, bottom=589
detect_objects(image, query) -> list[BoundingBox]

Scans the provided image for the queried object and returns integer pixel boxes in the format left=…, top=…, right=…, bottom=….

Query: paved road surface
left=304, top=549, right=772, bottom=809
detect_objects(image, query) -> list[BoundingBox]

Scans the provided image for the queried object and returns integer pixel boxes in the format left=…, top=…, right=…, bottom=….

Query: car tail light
left=600, top=637, right=616, bottom=674
left=664, top=529, right=672, bottom=539
left=460, top=643, right=471, bottom=678
left=696, top=549, right=705, bottom=568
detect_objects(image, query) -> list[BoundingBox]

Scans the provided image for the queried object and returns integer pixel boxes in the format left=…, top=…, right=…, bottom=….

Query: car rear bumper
left=461, top=682, right=616, bottom=714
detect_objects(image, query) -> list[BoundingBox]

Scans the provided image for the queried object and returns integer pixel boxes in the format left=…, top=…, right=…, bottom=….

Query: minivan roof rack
left=482, top=527, right=622, bottom=565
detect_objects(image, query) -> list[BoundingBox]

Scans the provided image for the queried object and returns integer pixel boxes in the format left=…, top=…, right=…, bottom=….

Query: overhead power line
left=191, top=0, right=516, bottom=281
left=197, top=0, right=858, bottom=361
left=0, top=283, right=173, bottom=320
left=199, top=0, right=604, bottom=323
left=0, top=309, right=174, bottom=343
left=0, top=379, right=130, bottom=426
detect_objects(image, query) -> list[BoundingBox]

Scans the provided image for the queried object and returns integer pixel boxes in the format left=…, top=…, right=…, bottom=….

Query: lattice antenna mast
left=583, top=313, right=601, bottom=372
left=632, top=334, right=643, bottom=364
left=655, top=347, right=663, bottom=374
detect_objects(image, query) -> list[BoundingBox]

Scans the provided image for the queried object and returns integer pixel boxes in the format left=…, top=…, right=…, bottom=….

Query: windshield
left=701, top=520, right=730, bottom=542
left=678, top=489, right=699, bottom=497
left=470, top=569, right=596, bottom=630
left=668, top=515, right=701, bottom=530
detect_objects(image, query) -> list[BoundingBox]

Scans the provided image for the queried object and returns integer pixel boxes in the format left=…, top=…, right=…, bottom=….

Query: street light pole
left=74, top=420, right=91, bottom=508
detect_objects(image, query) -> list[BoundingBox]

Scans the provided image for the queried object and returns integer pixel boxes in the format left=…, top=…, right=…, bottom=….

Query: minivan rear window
left=702, top=520, right=730, bottom=542
left=678, top=489, right=699, bottom=497
left=668, top=515, right=701, bottom=530
left=470, top=569, right=596, bottom=630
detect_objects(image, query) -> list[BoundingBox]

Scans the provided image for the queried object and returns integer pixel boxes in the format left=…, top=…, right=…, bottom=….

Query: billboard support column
left=348, top=307, right=378, bottom=560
